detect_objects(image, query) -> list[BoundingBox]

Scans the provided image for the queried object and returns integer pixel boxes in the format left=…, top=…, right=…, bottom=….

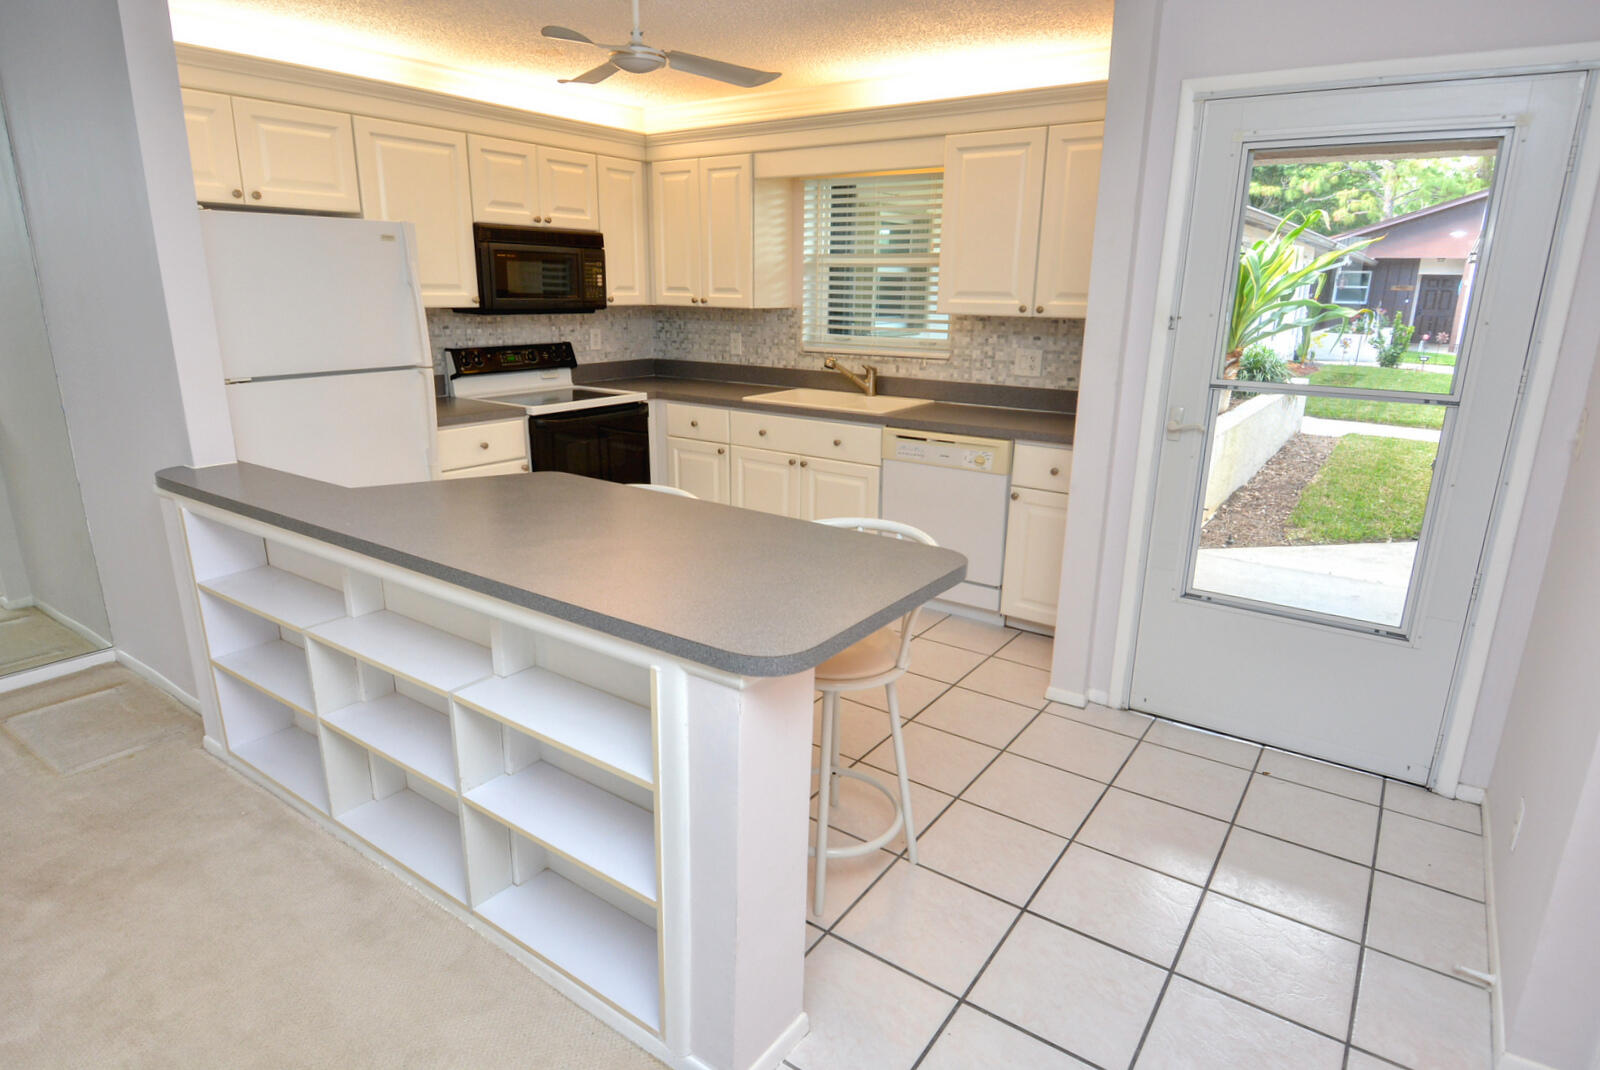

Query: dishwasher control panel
left=881, top=428, right=1013, bottom=475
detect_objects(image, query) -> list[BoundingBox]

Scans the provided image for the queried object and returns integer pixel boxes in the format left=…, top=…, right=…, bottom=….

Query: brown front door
left=1414, top=275, right=1461, bottom=344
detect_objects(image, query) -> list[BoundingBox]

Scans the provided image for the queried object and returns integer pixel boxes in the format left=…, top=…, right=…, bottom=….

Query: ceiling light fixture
left=544, top=0, right=781, bottom=88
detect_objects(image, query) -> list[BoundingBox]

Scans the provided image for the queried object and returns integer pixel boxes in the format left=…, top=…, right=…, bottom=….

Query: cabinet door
left=538, top=146, right=599, bottom=229
left=597, top=155, right=651, bottom=306
left=699, top=154, right=753, bottom=308
left=730, top=446, right=800, bottom=517
left=939, top=127, right=1047, bottom=316
left=1000, top=488, right=1068, bottom=625
left=650, top=159, right=701, bottom=305
left=467, top=134, right=539, bottom=225
left=1034, top=123, right=1104, bottom=318
left=801, top=456, right=880, bottom=521
left=232, top=97, right=361, bottom=213
left=355, top=118, right=478, bottom=307
left=668, top=436, right=730, bottom=503
left=181, top=89, right=243, bottom=205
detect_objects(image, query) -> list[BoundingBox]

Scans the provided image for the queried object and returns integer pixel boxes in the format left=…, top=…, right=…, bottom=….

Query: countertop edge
left=156, top=471, right=966, bottom=677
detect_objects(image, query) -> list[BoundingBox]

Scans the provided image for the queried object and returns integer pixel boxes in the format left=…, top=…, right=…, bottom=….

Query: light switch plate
left=589, top=327, right=603, bottom=349
left=730, top=331, right=743, bottom=356
left=1015, top=347, right=1043, bottom=377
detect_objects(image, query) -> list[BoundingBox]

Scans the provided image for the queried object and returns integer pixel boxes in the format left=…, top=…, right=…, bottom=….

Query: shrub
left=1376, top=311, right=1416, bottom=368
left=1232, top=344, right=1291, bottom=400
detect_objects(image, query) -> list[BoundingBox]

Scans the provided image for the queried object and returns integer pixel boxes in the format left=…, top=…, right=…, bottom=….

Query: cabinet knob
left=1050, top=466, right=1060, bottom=476
left=544, top=215, right=553, bottom=223
left=479, top=441, right=490, bottom=450
left=690, top=419, right=699, bottom=427
left=250, top=190, right=262, bottom=200
left=800, top=459, right=808, bottom=467
left=1011, top=491, right=1020, bottom=500
left=716, top=447, right=725, bottom=455
left=1018, top=304, right=1027, bottom=312
left=520, top=463, right=529, bottom=471
left=231, top=188, right=243, bottom=199
left=1036, top=305, right=1045, bottom=314
left=607, top=295, right=615, bottom=303
left=788, top=457, right=796, bottom=466
left=833, top=438, right=842, bottom=446
left=758, top=429, right=767, bottom=436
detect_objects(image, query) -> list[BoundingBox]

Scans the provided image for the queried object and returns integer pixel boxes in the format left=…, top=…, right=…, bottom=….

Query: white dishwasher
left=880, top=428, right=1013, bottom=612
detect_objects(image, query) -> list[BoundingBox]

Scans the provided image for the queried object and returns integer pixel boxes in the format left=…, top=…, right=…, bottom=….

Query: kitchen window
left=1332, top=268, right=1373, bottom=305
left=801, top=171, right=948, bottom=357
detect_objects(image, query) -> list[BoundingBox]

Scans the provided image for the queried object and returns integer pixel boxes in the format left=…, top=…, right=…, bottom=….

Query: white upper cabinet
left=596, top=155, right=650, bottom=306
left=940, top=127, right=1047, bottom=315
left=650, top=158, right=702, bottom=305
left=698, top=155, right=753, bottom=308
left=466, top=135, right=600, bottom=229
left=181, top=89, right=243, bottom=204
left=1033, top=122, right=1104, bottom=318
left=231, top=97, right=361, bottom=213
left=354, top=117, right=478, bottom=308
left=940, top=123, right=1102, bottom=318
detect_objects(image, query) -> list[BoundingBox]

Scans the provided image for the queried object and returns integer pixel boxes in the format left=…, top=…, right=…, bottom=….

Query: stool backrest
left=815, top=517, right=939, bottom=671
left=629, top=483, right=699, bottom=499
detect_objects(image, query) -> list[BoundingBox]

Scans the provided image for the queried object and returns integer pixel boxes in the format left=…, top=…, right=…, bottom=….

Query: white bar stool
left=810, top=517, right=938, bottom=918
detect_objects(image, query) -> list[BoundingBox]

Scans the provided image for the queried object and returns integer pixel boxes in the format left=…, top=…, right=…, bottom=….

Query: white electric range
left=446, top=342, right=652, bottom=483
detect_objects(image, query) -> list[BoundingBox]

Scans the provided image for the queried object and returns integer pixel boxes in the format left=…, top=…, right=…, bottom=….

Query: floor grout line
left=1343, top=779, right=1388, bottom=1064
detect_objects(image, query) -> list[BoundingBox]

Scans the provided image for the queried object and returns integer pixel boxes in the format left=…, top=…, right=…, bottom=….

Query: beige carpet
left=0, top=606, right=102, bottom=678
left=0, top=666, right=666, bottom=1069
left=0, top=664, right=191, bottom=775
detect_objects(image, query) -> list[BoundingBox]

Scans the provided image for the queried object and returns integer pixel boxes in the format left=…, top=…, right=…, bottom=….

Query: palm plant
left=1224, top=210, right=1378, bottom=377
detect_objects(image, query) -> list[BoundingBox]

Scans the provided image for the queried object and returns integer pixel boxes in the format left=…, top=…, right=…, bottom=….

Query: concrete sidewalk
left=1300, top=416, right=1441, bottom=442
left=1194, top=541, right=1418, bottom=625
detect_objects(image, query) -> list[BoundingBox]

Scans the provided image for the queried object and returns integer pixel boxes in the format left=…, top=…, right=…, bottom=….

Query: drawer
left=439, top=457, right=531, bottom=480
left=1012, top=442, right=1072, bottom=493
left=438, top=419, right=526, bottom=470
left=665, top=402, right=730, bottom=442
left=730, top=410, right=880, bottom=466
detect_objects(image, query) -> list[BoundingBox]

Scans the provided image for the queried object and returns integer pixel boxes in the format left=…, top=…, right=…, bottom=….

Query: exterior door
left=1414, top=275, right=1462, bottom=340
left=1130, top=74, right=1585, bottom=780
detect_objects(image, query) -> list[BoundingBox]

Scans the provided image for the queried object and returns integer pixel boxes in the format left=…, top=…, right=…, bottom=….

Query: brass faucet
left=822, top=357, right=878, bottom=396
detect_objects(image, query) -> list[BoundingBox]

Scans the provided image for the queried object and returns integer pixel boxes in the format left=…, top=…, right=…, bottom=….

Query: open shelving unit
left=175, top=506, right=668, bottom=1040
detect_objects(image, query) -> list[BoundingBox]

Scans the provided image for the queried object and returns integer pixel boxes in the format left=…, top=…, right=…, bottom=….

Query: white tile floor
left=790, top=614, right=1492, bottom=1070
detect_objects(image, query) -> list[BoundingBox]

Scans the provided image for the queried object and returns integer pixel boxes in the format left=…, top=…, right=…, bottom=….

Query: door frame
left=1104, top=48, right=1600, bottom=794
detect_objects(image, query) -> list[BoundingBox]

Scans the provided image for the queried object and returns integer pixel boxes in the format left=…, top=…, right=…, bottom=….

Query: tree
left=1249, top=154, right=1495, bottom=235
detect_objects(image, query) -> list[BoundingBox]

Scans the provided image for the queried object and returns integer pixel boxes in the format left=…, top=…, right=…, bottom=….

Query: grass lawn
left=1287, top=435, right=1435, bottom=544
left=1304, top=365, right=1451, bottom=429
left=1406, top=347, right=1457, bottom=367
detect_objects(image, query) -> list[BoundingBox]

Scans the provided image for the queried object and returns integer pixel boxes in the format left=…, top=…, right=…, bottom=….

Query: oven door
left=479, top=241, right=597, bottom=313
left=527, top=402, right=651, bottom=484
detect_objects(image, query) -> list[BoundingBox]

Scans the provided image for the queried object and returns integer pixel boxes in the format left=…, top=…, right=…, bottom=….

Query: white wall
left=0, top=103, right=112, bottom=639
left=0, top=0, right=234, bottom=695
left=1487, top=351, right=1600, bottom=1069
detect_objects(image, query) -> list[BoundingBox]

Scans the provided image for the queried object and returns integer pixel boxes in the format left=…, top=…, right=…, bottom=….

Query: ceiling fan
left=543, top=0, right=780, bottom=88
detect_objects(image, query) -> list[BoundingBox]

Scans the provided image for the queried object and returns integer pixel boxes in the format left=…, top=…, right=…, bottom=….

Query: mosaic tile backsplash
left=427, top=307, right=1082, bottom=391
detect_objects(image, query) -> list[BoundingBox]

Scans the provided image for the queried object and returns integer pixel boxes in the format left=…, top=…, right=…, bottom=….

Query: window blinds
left=801, top=172, right=949, bottom=355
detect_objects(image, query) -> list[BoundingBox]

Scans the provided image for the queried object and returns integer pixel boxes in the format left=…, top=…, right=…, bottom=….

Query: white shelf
left=323, top=693, right=456, bottom=790
left=200, top=565, right=345, bottom=630
left=340, top=789, right=468, bottom=903
left=233, top=725, right=327, bottom=812
left=310, top=611, right=491, bottom=693
left=477, top=869, right=660, bottom=1032
left=466, top=763, right=657, bottom=904
left=214, top=640, right=314, bottom=713
left=456, top=667, right=653, bottom=787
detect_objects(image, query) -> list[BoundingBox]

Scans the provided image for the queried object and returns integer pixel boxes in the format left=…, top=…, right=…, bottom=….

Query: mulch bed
left=1200, top=433, right=1338, bottom=548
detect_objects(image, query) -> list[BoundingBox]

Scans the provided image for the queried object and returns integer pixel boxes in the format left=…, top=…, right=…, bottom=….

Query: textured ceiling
left=169, top=0, right=1112, bottom=127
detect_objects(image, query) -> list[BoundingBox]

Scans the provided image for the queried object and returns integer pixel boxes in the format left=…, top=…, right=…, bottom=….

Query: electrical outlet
left=1509, top=796, right=1526, bottom=852
left=1015, top=347, right=1043, bottom=378
left=729, top=331, right=743, bottom=356
left=589, top=327, right=603, bottom=350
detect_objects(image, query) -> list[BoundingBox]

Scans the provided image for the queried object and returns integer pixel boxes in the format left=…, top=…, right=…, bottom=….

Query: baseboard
left=0, top=648, right=116, bottom=694
left=201, top=734, right=228, bottom=759
left=1087, top=688, right=1112, bottom=706
left=113, top=649, right=200, bottom=713
left=1483, top=791, right=1509, bottom=1068
left=32, top=599, right=111, bottom=648
left=928, top=598, right=1005, bottom=626
left=1456, top=783, right=1487, bottom=805
left=1046, top=686, right=1088, bottom=708
left=1, top=594, right=34, bottom=610
left=1499, top=1054, right=1563, bottom=1070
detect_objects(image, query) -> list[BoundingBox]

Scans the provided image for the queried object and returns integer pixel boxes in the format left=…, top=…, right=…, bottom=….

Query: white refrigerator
left=201, top=210, right=438, bottom=486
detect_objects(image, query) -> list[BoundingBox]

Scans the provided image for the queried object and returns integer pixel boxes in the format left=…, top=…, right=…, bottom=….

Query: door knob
left=1165, top=406, right=1207, bottom=439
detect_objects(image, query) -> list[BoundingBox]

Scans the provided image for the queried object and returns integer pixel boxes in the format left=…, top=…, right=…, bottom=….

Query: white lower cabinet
left=729, top=446, right=879, bottom=520
left=730, top=445, right=801, bottom=517
left=437, top=420, right=529, bottom=479
left=1001, top=487, right=1068, bottom=625
left=666, top=436, right=729, bottom=504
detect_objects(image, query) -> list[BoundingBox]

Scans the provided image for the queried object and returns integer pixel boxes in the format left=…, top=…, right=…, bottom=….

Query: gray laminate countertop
left=435, top=396, right=528, bottom=429
left=157, top=463, right=966, bottom=677
left=585, top=376, right=1075, bottom=444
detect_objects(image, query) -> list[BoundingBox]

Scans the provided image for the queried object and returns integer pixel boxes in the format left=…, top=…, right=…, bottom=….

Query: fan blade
left=559, top=61, right=620, bottom=85
left=665, top=50, right=780, bottom=88
left=542, top=25, right=594, bottom=44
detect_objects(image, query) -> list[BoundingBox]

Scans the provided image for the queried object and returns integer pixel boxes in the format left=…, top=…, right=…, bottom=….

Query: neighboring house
left=1241, top=206, right=1374, bottom=359
left=1327, top=189, right=1489, bottom=348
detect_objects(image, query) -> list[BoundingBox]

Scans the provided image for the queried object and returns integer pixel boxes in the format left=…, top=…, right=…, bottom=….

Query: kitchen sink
left=743, top=388, right=927, bottom=414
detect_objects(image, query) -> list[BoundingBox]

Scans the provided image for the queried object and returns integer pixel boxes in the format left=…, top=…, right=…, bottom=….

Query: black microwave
left=467, top=224, right=606, bottom=314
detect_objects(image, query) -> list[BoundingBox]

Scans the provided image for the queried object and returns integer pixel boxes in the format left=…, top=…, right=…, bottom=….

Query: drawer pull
left=251, top=190, right=262, bottom=200
left=690, top=419, right=699, bottom=428
left=716, top=447, right=725, bottom=455
left=1036, top=305, right=1045, bottom=314
left=479, top=441, right=490, bottom=450
left=800, top=460, right=808, bottom=467
left=1018, top=304, right=1026, bottom=312
left=833, top=438, right=842, bottom=446
left=758, top=429, right=768, bottom=436
left=1050, top=466, right=1060, bottom=476
left=520, top=463, right=529, bottom=471
left=1011, top=491, right=1020, bottom=501
left=231, top=188, right=243, bottom=199
left=788, top=458, right=796, bottom=466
